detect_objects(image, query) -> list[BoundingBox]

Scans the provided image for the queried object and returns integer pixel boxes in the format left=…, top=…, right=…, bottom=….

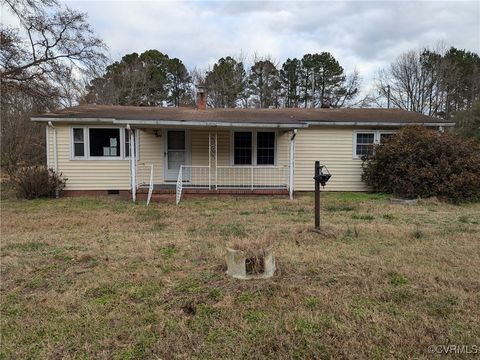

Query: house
left=31, top=93, right=454, bottom=203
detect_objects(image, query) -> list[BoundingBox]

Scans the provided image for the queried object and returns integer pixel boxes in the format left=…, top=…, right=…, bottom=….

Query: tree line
left=85, top=52, right=361, bottom=109
left=85, top=47, right=480, bottom=120
left=1, top=0, right=479, bottom=174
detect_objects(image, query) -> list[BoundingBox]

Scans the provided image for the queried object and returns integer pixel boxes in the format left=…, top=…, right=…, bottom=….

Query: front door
left=164, top=130, right=189, bottom=181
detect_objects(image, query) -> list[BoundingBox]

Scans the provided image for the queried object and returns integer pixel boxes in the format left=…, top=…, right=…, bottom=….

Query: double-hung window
left=256, top=132, right=275, bottom=165
left=232, top=131, right=276, bottom=166
left=355, top=132, right=375, bottom=157
left=71, top=127, right=132, bottom=159
left=233, top=132, right=253, bottom=165
left=124, top=129, right=131, bottom=158
left=354, top=131, right=396, bottom=158
left=72, top=128, right=86, bottom=158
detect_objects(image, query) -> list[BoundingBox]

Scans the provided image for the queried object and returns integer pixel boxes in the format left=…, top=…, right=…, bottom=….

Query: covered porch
left=126, top=124, right=302, bottom=204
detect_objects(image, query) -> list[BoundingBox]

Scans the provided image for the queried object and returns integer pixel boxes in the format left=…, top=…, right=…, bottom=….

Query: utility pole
left=387, top=85, right=391, bottom=109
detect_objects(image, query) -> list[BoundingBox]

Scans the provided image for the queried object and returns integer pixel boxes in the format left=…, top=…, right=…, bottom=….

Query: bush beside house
left=11, top=166, right=66, bottom=199
left=362, top=126, right=480, bottom=202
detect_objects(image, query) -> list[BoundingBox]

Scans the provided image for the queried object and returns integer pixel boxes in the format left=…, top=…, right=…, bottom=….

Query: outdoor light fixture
left=313, top=163, right=331, bottom=187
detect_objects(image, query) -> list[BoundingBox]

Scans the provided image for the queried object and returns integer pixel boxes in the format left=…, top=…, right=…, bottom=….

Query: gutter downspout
left=289, top=129, right=297, bottom=200
left=47, top=121, right=59, bottom=198
left=47, top=121, right=58, bottom=173
left=127, top=124, right=136, bottom=202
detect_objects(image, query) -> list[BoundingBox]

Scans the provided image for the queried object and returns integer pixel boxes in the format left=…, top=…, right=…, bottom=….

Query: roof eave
left=113, top=119, right=308, bottom=128
left=31, top=117, right=454, bottom=128
left=31, top=117, right=308, bottom=128
left=306, top=121, right=455, bottom=127
left=31, top=117, right=116, bottom=123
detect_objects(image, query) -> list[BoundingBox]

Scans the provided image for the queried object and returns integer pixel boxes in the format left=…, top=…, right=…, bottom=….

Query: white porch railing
left=216, top=166, right=288, bottom=189
left=176, top=166, right=183, bottom=205
left=137, top=164, right=154, bottom=205
left=176, top=165, right=288, bottom=204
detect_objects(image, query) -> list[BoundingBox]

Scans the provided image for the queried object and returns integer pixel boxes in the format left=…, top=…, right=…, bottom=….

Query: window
left=73, top=128, right=85, bottom=157
left=256, top=132, right=275, bottom=165
left=354, top=131, right=396, bottom=158
left=71, top=127, right=132, bottom=159
left=89, top=128, right=121, bottom=157
left=355, top=133, right=375, bottom=157
left=380, top=133, right=394, bottom=143
left=234, top=132, right=252, bottom=165
left=232, top=131, right=276, bottom=165
left=124, top=129, right=130, bottom=157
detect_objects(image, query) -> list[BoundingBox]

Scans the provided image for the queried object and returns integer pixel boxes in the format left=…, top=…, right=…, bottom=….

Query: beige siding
left=190, top=129, right=210, bottom=165
left=55, top=125, right=131, bottom=190
left=51, top=126, right=291, bottom=190
left=137, top=129, right=163, bottom=184
left=277, top=131, right=289, bottom=167
left=294, top=127, right=367, bottom=191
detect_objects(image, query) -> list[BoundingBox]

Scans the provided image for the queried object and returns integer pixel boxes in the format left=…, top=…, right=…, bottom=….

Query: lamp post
left=313, top=161, right=331, bottom=230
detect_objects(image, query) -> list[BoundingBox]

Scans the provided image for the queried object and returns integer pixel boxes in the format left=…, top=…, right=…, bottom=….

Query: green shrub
left=12, top=166, right=66, bottom=199
left=362, top=126, right=480, bottom=202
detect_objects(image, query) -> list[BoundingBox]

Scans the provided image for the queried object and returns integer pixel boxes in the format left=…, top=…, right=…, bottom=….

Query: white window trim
left=124, top=128, right=140, bottom=160
left=352, top=130, right=396, bottom=159
left=70, top=126, right=137, bottom=161
left=71, top=127, right=87, bottom=160
left=230, top=130, right=277, bottom=166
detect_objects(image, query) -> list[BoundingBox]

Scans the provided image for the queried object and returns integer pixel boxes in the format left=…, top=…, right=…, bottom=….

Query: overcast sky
left=3, top=0, right=480, bottom=92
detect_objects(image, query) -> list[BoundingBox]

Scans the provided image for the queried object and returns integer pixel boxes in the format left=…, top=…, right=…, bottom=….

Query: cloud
left=8, top=0, right=480, bottom=92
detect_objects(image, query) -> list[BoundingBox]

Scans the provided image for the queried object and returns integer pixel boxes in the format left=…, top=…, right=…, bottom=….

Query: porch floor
left=136, top=185, right=288, bottom=198
left=144, top=183, right=288, bottom=190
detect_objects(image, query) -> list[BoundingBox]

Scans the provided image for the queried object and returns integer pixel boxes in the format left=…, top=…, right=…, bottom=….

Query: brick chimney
left=196, top=86, right=207, bottom=110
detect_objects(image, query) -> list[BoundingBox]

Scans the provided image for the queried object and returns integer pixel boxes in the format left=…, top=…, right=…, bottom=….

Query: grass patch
left=220, top=223, right=247, bottom=238
left=412, top=229, right=424, bottom=239
left=160, top=245, right=177, bottom=258
left=382, top=214, right=395, bottom=221
left=351, top=213, right=375, bottom=221
left=388, top=272, right=410, bottom=286
left=4, top=241, right=48, bottom=252
left=1, top=193, right=479, bottom=359
left=341, top=226, right=359, bottom=241
left=326, top=203, right=356, bottom=212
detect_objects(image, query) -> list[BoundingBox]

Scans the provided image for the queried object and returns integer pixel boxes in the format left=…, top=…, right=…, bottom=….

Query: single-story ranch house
left=32, top=93, right=454, bottom=203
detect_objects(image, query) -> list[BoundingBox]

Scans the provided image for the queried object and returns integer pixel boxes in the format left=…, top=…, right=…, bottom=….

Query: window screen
left=256, top=132, right=275, bottom=165
left=356, top=133, right=375, bottom=156
left=73, top=128, right=85, bottom=157
left=234, top=132, right=252, bottom=165
left=89, top=129, right=120, bottom=157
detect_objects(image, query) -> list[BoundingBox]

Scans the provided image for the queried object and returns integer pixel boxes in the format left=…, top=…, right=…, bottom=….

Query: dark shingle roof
left=32, top=104, right=453, bottom=125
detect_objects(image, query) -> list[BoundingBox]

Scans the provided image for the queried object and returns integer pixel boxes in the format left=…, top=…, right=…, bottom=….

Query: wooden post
left=314, top=161, right=320, bottom=229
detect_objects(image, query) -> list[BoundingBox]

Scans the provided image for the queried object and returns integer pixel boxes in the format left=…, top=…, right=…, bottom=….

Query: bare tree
left=1, top=0, right=106, bottom=91
left=375, top=46, right=479, bottom=117
left=1, top=0, right=106, bottom=172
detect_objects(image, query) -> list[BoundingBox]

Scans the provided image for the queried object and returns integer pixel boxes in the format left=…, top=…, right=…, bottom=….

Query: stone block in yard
left=225, top=247, right=276, bottom=280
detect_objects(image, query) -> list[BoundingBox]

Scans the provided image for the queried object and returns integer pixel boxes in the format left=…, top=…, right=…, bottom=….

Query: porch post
left=289, top=129, right=297, bottom=200
left=129, top=127, right=136, bottom=202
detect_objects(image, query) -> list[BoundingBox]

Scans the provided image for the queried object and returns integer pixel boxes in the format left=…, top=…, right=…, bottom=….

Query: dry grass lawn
left=1, top=193, right=479, bottom=359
